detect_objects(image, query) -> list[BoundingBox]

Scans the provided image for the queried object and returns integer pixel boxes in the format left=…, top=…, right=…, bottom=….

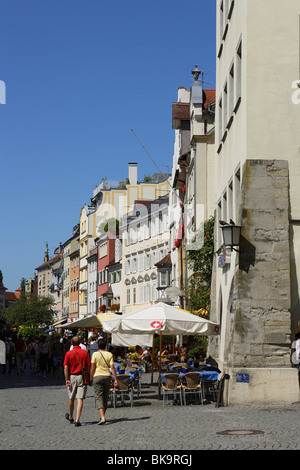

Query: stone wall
left=228, top=159, right=292, bottom=369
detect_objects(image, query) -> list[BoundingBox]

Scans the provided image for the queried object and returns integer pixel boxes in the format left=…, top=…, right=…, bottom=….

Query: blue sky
left=0, top=0, right=216, bottom=292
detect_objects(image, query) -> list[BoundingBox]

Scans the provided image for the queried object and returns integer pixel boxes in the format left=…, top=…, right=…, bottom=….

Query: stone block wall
left=227, top=159, right=292, bottom=369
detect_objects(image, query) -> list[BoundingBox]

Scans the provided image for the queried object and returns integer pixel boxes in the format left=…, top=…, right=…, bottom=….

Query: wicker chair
left=181, top=372, right=203, bottom=405
left=113, top=373, right=134, bottom=407
left=162, top=373, right=183, bottom=406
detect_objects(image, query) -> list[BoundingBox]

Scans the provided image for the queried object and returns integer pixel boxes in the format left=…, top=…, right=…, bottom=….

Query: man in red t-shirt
left=63, top=336, right=91, bottom=427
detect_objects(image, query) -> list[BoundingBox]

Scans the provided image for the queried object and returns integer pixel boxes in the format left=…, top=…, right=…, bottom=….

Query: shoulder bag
left=73, top=350, right=90, bottom=385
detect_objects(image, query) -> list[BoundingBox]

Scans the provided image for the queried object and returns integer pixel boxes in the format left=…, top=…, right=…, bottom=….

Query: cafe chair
left=160, top=357, right=170, bottom=372
left=127, top=368, right=142, bottom=398
left=170, top=363, right=187, bottom=373
left=203, top=379, right=218, bottom=401
left=181, top=372, right=203, bottom=406
left=114, top=373, right=134, bottom=407
left=162, top=373, right=183, bottom=407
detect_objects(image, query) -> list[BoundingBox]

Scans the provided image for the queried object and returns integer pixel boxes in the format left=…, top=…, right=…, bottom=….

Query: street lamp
left=219, top=221, right=241, bottom=252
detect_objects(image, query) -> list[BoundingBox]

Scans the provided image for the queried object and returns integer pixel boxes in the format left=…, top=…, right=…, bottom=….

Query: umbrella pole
left=158, top=330, right=162, bottom=398
left=151, top=333, right=155, bottom=385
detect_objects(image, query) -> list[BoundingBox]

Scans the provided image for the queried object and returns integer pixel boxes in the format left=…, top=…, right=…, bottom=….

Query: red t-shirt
left=63, top=345, right=91, bottom=375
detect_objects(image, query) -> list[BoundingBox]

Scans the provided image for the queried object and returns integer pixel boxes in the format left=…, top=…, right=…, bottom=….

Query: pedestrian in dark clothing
left=39, top=336, right=49, bottom=378
left=15, top=334, right=26, bottom=374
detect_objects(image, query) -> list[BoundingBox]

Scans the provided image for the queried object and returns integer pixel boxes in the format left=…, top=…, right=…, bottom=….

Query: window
left=145, top=252, right=150, bottom=270
left=218, top=97, right=223, bottom=145
left=235, top=39, right=242, bottom=108
left=127, top=288, right=130, bottom=305
left=229, top=62, right=234, bottom=119
left=133, top=287, right=136, bottom=304
left=222, top=191, right=227, bottom=224
left=144, top=283, right=150, bottom=303
left=223, top=81, right=228, bottom=131
left=220, top=0, right=224, bottom=42
left=125, top=258, right=131, bottom=275
left=217, top=200, right=222, bottom=248
left=228, top=180, right=233, bottom=222
left=160, top=271, right=168, bottom=287
left=152, top=282, right=157, bottom=302
left=139, top=254, right=143, bottom=272
left=139, top=284, right=144, bottom=303
left=234, top=167, right=241, bottom=221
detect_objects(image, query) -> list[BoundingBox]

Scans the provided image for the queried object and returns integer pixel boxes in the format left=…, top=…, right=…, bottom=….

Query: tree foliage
left=186, top=216, right=215, bottom=315
left=4, top=283, right=56, bottom=330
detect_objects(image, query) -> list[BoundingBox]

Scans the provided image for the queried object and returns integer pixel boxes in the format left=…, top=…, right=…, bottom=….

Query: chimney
left=128, top=162, right=138, bottom=185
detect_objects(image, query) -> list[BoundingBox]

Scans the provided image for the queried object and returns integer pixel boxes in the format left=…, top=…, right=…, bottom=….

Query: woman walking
left=90, top=339, right=118, bottom=425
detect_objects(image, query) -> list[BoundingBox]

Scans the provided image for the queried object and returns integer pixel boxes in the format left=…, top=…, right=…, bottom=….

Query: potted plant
left=128, top=352, right=139, bottom=363
left=110, top=303, right=120, bottom=312
left=118, top=362, right=125, bottom=374
left=99, top=305, right=106, bottom=312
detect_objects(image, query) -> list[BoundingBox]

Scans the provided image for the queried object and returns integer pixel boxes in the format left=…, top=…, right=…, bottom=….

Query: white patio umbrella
left=102, top=302, right=220, bottom=384
left=101, top=302, right=220, bottom=336
left=61, top=312, right=120, bottom=329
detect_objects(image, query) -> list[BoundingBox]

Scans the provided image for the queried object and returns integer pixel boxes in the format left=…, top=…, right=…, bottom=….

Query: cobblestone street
left=1, top=362, right=300, bottom=455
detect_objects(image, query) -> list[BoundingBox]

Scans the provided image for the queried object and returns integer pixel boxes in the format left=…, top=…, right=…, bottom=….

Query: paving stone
left=0, top=363, right=300, bottom=451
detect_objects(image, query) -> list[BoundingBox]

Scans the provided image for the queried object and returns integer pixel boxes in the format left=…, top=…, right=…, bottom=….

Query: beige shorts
left=68, top=374, right=87, bottom=400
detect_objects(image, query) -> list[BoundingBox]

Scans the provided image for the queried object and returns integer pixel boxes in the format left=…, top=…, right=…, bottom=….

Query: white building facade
left=210, top=0, right=300, bottom=404
left=121, top=196, right=170, bottom=314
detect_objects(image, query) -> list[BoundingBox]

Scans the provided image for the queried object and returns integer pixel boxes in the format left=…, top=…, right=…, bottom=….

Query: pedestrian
left=63, top=335, right=91, bottom=427
left=47, top=335, right=54, bottom=374
left=294, top=332, right=300, bottom=386
left=0, top=336, right=6, bottom=373
left=90, top=338, right=118, bottom=425
left=138, top=346, right=150, bottom=372
left=6, top=338, right=15, bottom=374
left=62, top=336, right=70, bottom=359
left=38, top=336, right=49, bottom=378
left=70, top=335, right=87, bottom=351
left=15, top=334, right=26, bottom=374
left=52, top=336, right=63, bottom=378
left=88, top=335, right=99, bottom=359
left=27, top=337, right=39, bottom=374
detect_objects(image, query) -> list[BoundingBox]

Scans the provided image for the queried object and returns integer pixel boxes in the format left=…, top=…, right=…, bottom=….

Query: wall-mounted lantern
left=219, top=220, right=241, bottom=252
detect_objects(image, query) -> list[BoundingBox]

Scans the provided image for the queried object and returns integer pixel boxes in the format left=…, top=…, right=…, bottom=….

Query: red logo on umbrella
left=150, top=321, right=163, bottom=329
